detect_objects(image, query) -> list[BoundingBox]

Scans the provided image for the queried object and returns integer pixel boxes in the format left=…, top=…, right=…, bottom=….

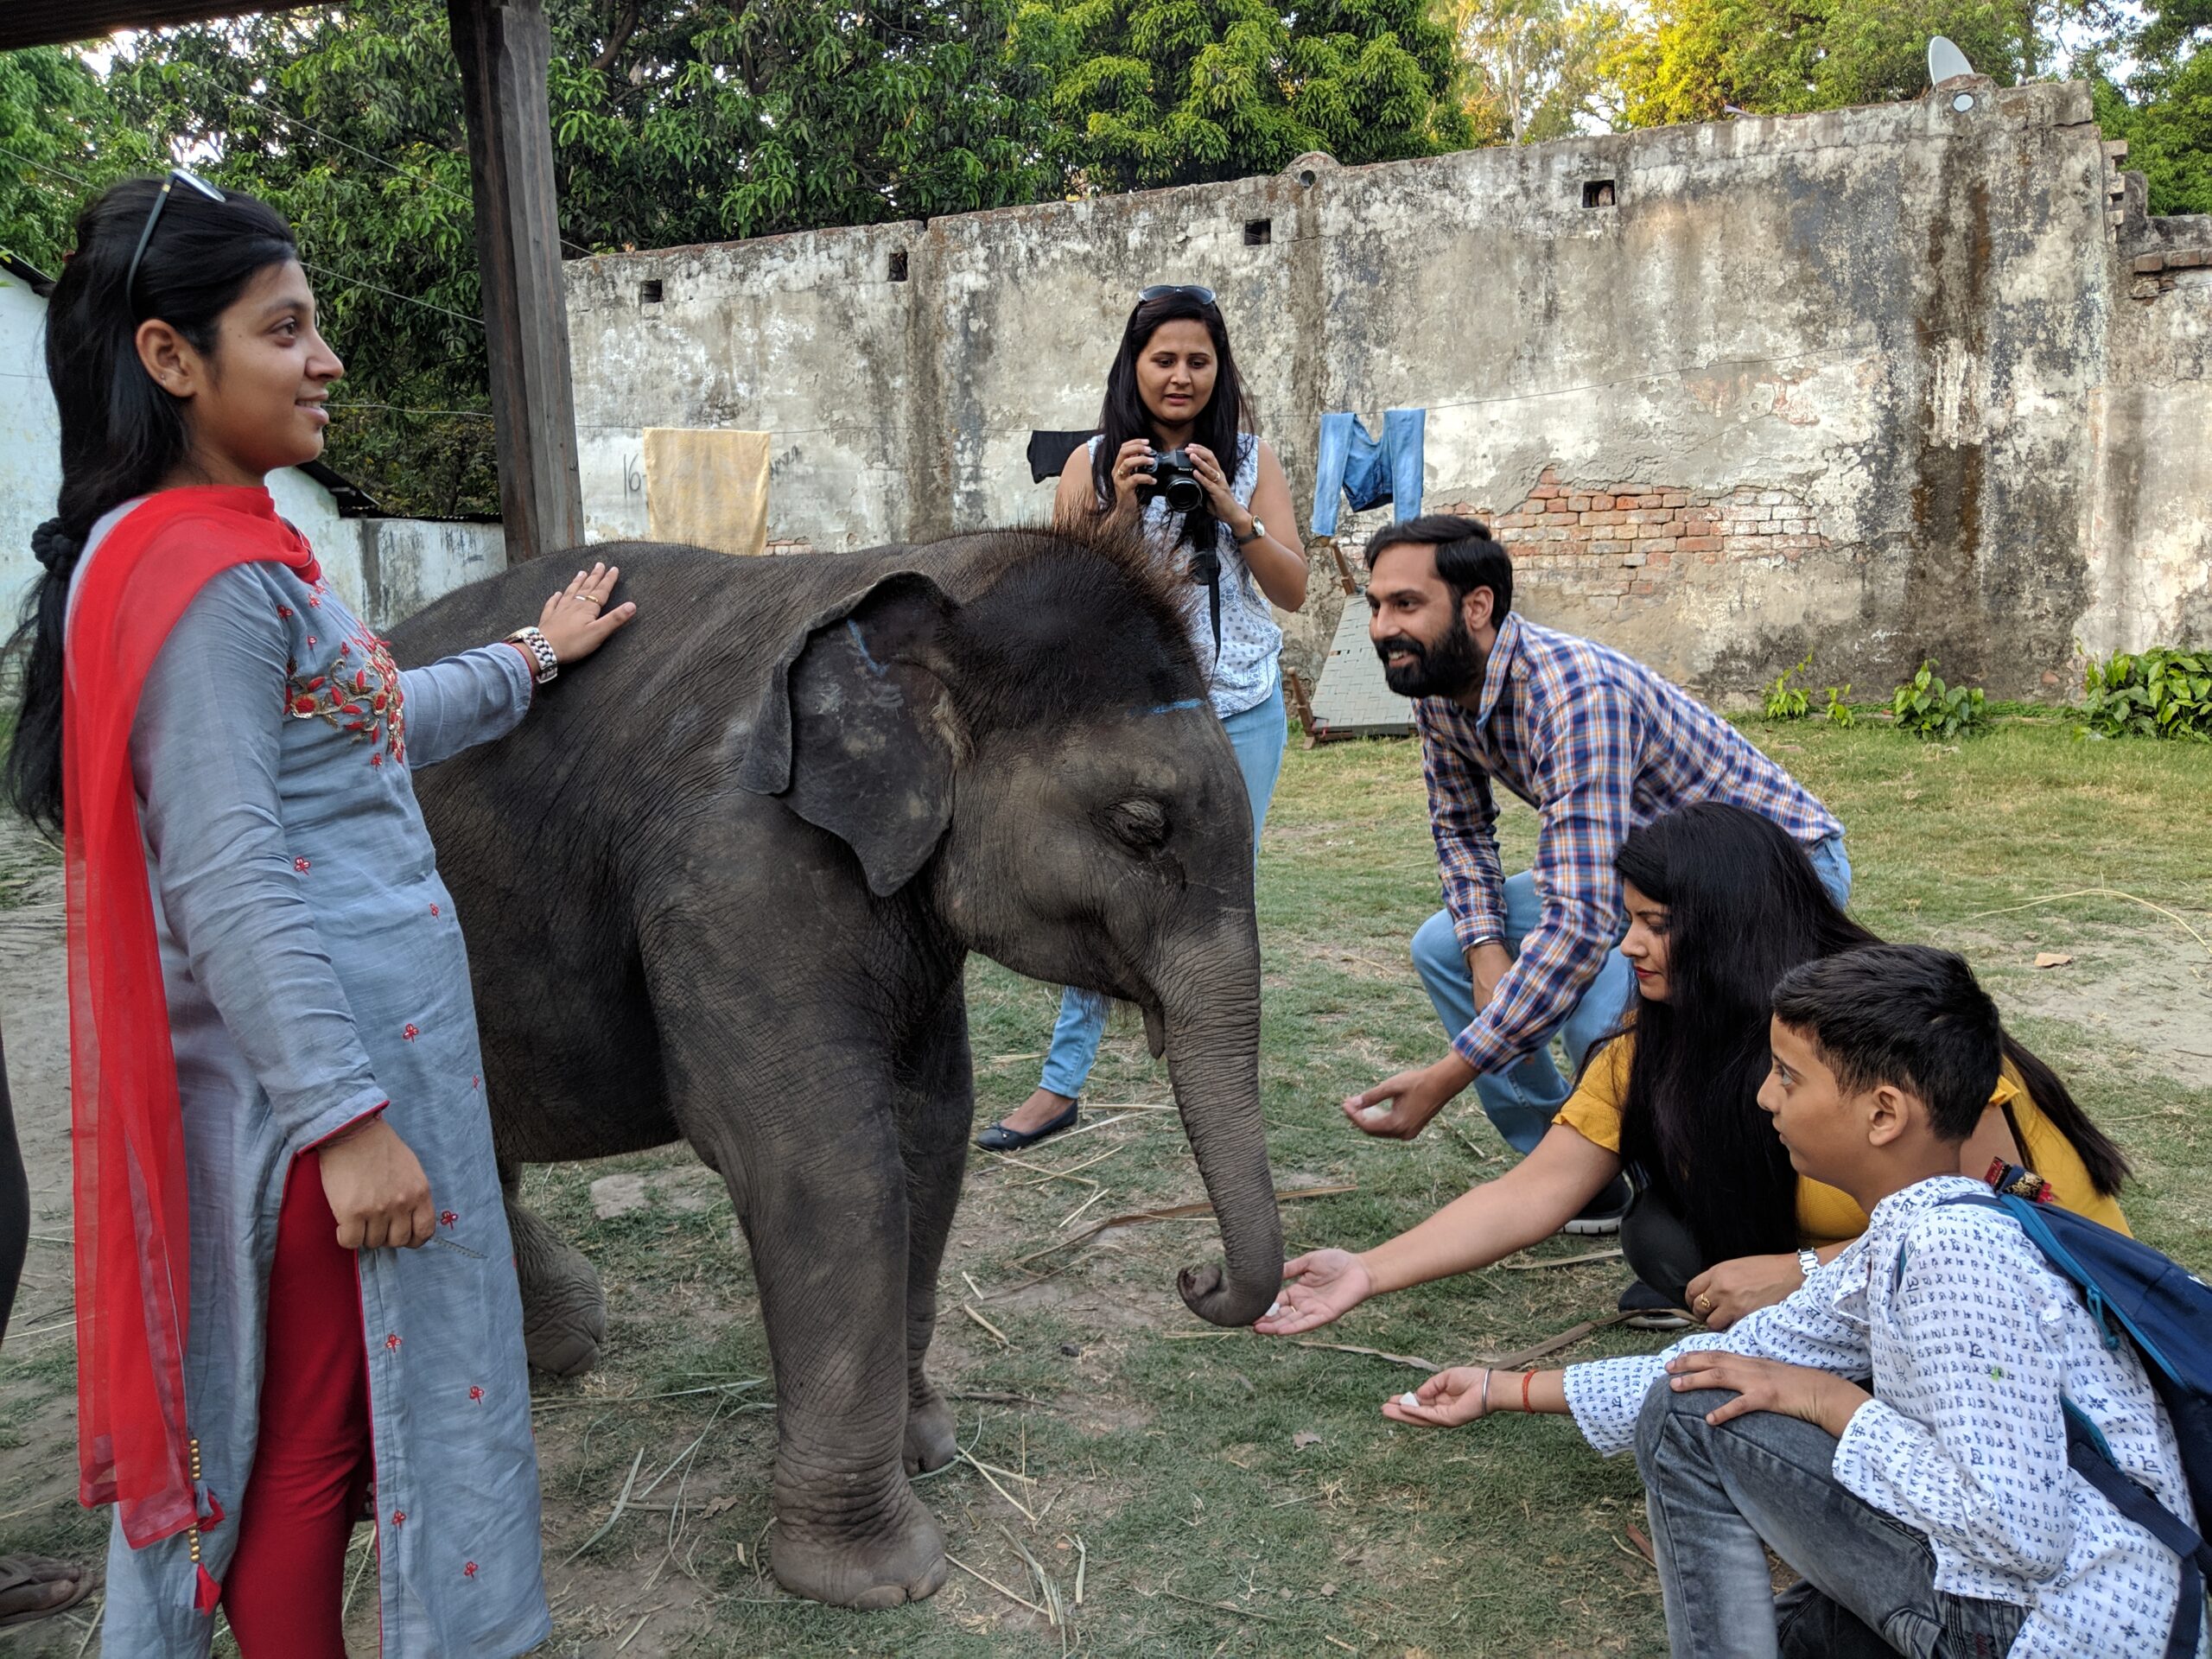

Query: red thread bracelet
left=1521, top=1370, right=1533, bottom=1412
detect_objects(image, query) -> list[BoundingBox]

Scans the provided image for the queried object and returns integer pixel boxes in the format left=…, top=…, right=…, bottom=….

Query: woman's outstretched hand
left=1253, top=1249, right=1374, bottom=1334
left=316, top=1117, right=435, bottom=1250
left=1381, top=1366, right=1492, bottom=1427
left=535, top=562, right=636, bottom=665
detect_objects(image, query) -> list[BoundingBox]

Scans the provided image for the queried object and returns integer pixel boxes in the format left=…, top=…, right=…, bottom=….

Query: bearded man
left=1346, top=515, right=1850, bottom=1233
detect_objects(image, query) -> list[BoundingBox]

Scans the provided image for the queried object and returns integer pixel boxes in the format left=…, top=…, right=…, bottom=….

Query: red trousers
left=222, top=1155, right=373, bottom=1657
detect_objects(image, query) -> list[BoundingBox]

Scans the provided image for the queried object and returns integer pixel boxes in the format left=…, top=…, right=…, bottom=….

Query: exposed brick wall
left=2128, top=247, right=2211, bottom=301
left=1434, top=467, right=1834, bottom=615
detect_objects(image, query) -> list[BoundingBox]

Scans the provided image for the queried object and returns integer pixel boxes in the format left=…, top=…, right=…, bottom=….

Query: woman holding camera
left=976, top=284, right=1307, bottom=1150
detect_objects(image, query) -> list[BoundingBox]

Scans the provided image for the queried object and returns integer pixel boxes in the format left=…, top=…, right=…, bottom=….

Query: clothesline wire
left=168, top=60, right=598, bottom=259
left=0, top=142, right=486, bottom=334
left=327, top=402, right=495, bottom=421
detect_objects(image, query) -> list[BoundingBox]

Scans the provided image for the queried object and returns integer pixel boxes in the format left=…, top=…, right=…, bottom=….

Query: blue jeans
left=1635, top=1381, right=2025, bottom=1659
left=1310, top=409, right=1426, bottom=537
left=1039, top=684, right=1288, bottom=1098
left=1409, top=833, right=1851, bottom=1154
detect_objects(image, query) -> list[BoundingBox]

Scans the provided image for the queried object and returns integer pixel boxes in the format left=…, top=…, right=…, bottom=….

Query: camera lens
left=1164, top=474, right=1205, bottom=512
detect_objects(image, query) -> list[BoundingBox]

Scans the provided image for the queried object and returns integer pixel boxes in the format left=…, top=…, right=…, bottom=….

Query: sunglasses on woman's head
left=125, top=169, right=228, bottom=299
left=1138, top=284, right=1217, bottom=307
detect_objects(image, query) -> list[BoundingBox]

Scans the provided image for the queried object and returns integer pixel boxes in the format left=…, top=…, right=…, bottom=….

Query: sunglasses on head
left=125, top=169, right=228, bottom=301
left=1138, top=283, right=1217, bottom=307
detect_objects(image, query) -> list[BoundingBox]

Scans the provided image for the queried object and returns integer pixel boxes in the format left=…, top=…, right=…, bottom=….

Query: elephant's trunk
left=1155, top=931, right=1284, bottom=1328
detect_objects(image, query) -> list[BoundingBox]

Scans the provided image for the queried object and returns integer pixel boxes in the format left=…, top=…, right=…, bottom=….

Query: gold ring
left=575, top=594, right=601, bottom=607
left=1694, top=1294, right=1713, bottom=1313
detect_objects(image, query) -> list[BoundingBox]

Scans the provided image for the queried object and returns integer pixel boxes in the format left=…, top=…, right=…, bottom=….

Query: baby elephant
left=394, top=528, right=1282, bottom=1610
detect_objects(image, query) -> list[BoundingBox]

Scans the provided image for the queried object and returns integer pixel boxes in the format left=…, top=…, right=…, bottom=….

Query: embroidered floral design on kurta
left=283, top=626, right=408, bottom=766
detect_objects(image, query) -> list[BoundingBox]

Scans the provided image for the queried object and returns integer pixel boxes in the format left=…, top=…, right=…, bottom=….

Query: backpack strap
left=2063, top=1402, right=2209, bottom=1659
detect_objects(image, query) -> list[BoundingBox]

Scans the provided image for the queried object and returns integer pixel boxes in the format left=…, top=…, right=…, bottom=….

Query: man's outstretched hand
left=1343, top=1052, right=1478, bottom=1141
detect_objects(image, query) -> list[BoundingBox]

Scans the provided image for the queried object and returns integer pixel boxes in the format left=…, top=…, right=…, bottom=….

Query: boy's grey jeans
left=1634, top=1379, right=2026, bottom=1658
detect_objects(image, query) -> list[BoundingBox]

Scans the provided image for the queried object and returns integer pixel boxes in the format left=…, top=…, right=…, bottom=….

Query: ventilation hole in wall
left=1297, top=168, right=1318, bottom=188
left=1582, top=179, right=1618, bottom=208
left=887, top=250, right=909, bottom=282
left=1244, top=219, right=1273, bottom=246
left=639, top=279, right=664, bottom=303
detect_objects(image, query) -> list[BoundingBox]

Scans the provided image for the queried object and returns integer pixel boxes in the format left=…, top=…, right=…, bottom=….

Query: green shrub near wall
left=2080, top=648, right=2212, bottom=742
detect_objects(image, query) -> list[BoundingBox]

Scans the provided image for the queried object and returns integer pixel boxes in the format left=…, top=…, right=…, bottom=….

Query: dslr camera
left=1145, top=448, right=1206, bottom=513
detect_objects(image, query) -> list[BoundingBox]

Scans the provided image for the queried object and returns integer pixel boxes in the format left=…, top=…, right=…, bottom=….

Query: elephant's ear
left=736, top=571, right=962, bottom=897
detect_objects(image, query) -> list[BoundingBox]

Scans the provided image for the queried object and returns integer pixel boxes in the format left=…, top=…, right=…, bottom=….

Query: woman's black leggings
left=1619, top=1180, right=1710, bottom=1310
left=0, top=1024, right=31, bottom=1345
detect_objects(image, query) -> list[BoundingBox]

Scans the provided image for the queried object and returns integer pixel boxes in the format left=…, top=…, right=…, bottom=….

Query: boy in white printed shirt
left=1384, top=944, right=2202, bottom=1658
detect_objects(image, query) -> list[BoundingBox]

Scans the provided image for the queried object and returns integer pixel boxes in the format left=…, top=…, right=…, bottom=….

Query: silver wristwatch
left=506, top=625, right=559, bottom=685
left=1796, top=1247, right=1821, bottom=1281
left=1234, top=516, right=1266, bottom=544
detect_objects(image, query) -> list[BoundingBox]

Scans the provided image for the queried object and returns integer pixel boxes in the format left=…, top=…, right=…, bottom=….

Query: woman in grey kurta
left=81, top=512, right=609, bottom=1653
left=11, top=177, right=636, bottom=1657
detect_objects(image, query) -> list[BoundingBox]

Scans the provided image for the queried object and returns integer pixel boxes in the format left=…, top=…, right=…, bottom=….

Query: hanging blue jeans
left=1039, top=685, right=1287, bottom=1099
left=1409, top=834, right=1852, bottom=1154
left=1311, top=409, right=1427, bottom=537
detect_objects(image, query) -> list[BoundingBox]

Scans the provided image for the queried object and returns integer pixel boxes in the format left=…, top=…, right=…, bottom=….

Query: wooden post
left=448, top=0, right=583, bottom=561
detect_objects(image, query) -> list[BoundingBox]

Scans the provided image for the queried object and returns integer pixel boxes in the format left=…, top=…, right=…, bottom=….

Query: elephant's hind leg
left=501, top=1165, right=608, bottom=1377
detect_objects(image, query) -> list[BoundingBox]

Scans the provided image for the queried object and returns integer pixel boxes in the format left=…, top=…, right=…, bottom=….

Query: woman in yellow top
left=1255, top=803, right=2128, bottom=1339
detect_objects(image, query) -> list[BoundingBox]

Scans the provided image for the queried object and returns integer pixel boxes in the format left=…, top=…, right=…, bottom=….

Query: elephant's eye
left=1107, top=798, right=1169, bottom=854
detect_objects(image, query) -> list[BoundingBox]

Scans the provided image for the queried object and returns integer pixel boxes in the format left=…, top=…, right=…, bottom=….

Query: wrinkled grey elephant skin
left=392, top=531, right=1284, bottom=1610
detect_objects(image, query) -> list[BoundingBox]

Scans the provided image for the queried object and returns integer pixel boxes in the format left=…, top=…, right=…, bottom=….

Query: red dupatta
left=62, top=486, right=319, bottom=1553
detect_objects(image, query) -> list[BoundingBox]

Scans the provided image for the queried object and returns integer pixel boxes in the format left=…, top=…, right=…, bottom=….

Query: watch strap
left=507, top=625, right=559, bottom=685
left=1234, top=516, right=1265, bottom=544
left=1796, top=1247, right=1821, bottom=1281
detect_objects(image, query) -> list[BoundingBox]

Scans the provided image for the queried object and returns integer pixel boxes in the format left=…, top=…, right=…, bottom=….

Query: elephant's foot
left=771, top=1488, right=947, bottom=1610
left=524, top=1291, right=607, bottom=1378
left=904, top=1376, right=958, bottom=1475
left=519, top=1249, right=607, bottom=1377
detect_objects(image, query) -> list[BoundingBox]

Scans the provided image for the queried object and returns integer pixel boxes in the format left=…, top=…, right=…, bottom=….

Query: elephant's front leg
left=684, top=1039, right=948, bottom=1610
left=893, top=983, right=975, bottom=1476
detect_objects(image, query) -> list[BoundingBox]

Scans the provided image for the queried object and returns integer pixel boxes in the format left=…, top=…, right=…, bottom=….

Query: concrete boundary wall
left=559, top=82, right=2196, bottom=698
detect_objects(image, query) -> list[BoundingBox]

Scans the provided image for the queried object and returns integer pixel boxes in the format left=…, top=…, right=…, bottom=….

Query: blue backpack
left=1941, top=1171, right=2212, bottom=1659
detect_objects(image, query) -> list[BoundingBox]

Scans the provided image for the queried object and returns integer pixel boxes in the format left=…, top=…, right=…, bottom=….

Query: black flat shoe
left=975, top=1100, right=1080, bottom=1152
left=1620, top=1279, right=1694, bottom=1332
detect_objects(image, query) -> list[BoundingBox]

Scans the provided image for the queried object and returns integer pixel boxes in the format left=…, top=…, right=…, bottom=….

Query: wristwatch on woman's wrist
left=1796, top=1247, right=1821, bottom=1281
left=506, top=624, right=559, bottom=685
left=1233, top=516, right=1266, bottom=544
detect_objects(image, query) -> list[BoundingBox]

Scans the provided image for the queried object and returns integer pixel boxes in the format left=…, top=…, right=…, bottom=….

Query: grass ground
left=1, top=718, right=2208, bottom=1656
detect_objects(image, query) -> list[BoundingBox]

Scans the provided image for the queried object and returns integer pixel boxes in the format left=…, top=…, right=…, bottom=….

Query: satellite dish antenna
left=1928, top=36, right=1975, bottom=86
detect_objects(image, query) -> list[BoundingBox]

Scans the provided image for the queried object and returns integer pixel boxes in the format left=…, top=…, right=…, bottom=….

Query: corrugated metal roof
left=0, top=3, right=313, bottom=50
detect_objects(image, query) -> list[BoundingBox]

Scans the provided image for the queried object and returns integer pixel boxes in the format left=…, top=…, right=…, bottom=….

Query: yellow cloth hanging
left=642, top=428, right=772, bottom=556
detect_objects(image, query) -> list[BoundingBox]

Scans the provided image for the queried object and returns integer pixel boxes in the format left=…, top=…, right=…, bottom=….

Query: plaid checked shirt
left=1419, top=613, right=1843, bottom=1075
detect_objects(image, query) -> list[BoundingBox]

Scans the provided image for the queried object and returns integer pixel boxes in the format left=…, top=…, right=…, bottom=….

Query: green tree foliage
left=2089, top=0, right=2212, bottom=213
left=1021, top=0, right=1471, bottom=192
left=1451, top=0, right=1628, bottom=145
left=0, top=47, right=162, bottom=275
left=1608, top=0, right=2051, bottom=127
